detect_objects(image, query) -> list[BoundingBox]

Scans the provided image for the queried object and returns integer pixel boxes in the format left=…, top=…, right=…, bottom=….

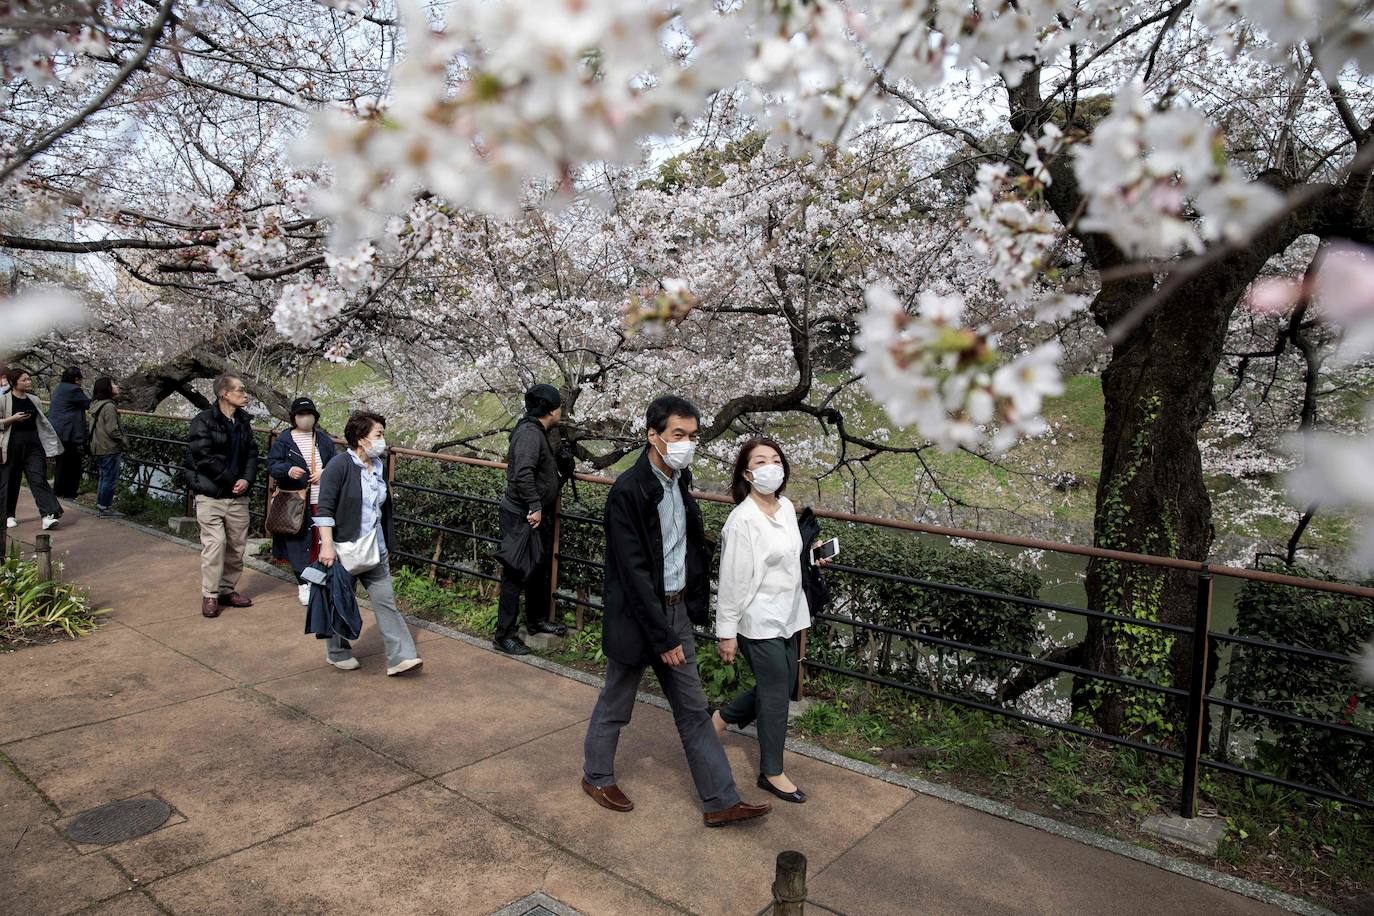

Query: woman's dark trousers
left=495, top=510, right=556, bottom=641
left=2, top=435, right=63, bottom=520
left=53, top=440, right=84, bottom=498
left=719, top=632, right=801, bottom=777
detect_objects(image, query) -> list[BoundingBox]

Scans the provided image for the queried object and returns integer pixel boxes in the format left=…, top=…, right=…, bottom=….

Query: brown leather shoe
left=201, top=597, right=221, bottom=618
left=217, top=591, right=252, bottom=608
left=581, top=778, right=634, bottom=812
left=703, top=801, right=771, bottom=828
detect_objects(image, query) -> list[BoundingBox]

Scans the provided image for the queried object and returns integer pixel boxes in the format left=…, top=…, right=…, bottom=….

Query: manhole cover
left=65, top=798, right=172, bottom=844
left=491, top=893, right=581, bottom=916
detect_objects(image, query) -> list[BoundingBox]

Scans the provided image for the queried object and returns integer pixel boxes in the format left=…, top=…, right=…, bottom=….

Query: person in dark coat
left=48, top=366, right=91, bottom=499
left=181, top=373, right=259, bottom=618
left=580, top=395, right=770, bottom=828
left=266, top=397, right=338, bottom=606
left=314, top=410, right=422, bottom=676
left=493, top=383, right=568, bottom=655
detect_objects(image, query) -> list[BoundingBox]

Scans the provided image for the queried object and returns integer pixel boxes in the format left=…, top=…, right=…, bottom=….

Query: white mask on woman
left=295, top=414, right=316, bottom=431
left=749, top=464, right=785, bottom=494
left=363, top=437, right=387, bottom=459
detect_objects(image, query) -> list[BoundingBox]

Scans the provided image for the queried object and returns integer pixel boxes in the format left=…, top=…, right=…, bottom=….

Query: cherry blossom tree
left=5, top=0, right=1374, bottom=704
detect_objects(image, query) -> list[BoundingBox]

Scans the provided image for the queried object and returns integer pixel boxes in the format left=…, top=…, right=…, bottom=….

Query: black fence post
left=772, top=851, right=807, bottom=916
left=1180, top=565, right=1214, bottom=818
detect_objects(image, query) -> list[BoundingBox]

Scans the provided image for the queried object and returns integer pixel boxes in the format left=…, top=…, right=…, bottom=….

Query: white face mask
left=654, top=436, right=695, bottom=471
left=296, top=415, right=316, bottom=431
left=749, top=464, right=785, bottom=495
left=363, top=437, right=387, bottom=459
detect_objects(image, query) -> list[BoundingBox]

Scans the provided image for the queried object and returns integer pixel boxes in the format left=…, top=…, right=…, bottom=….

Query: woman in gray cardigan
left=314, top=410, right=422, bottom=676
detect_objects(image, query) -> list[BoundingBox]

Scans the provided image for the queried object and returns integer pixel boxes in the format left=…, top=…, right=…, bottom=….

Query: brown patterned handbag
left=265, top=433, right=313, bottom=535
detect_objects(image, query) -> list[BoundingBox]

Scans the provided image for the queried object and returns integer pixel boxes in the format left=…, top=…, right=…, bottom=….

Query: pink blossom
left=1313, top=242, right=1374, bottom=324
left=1245, top=278, right=1303, bottom=317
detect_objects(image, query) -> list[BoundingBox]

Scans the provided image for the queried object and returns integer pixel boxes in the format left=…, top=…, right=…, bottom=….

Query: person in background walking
left=1, top=367, right=65, bottom=531
left=48, top=366, right=91, bottom=499
left=493, top=383, right=569, bottom=655
left=315, top=410, right=423, bottom=676
left=713, top=437, right=821, bottom=805
left=581, top=395, right=770, bottom=828
left=267, top=397, right=337, bottom=605
left=182, top=373, right=258, bottom=618
left=88, top=377, right=126, bottom=517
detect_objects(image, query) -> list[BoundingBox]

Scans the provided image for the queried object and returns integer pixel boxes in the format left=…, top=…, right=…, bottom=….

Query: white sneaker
left=386, top=658, right=423, bottom=677
left=41, top=515, right=59, bottom=530
left=297, top=583, right=311, bottom=606
left=329, top=657, right=360, bottom=670
left=5, top=517, right=15, bottom=528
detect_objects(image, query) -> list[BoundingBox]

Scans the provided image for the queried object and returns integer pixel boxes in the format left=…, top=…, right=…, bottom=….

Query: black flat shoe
left=528, top=620, right=568, bottom=636
left=493, top=637, right=531, bottom=656
left=757, top=774, right=807, bottom=804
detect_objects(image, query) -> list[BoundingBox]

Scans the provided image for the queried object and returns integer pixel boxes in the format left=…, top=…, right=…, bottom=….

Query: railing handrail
left=117, top=409, right=1374, bottom=600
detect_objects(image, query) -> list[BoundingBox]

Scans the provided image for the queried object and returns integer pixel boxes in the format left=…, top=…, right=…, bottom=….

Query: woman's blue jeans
left=96, top=453, right=121, bottom=509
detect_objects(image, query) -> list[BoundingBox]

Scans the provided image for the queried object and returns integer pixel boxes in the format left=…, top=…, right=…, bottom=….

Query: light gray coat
left=1, top=391, right=64, bottom=463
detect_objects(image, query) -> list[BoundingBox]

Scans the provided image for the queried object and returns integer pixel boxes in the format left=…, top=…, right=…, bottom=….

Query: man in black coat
left=493, top=383, right=568, bottom=655
left=48, top=366, right=90, bottom=498
left=580, top=395, right=770, bottom=828
left=181, top=372, right=259, bottom=618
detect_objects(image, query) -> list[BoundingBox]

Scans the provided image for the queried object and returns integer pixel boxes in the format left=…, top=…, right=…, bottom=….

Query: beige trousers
left=196, top=495, right=251, bottom=598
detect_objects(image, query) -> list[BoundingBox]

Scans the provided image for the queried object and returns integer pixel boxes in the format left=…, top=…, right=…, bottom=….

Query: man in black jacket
left=48, top=366, right=90, bottom=498
left=580, top=395, right=770, bottom=828
left=493, top=383, right=568, bottom=655
left=182, top=373, right=259, bottom=618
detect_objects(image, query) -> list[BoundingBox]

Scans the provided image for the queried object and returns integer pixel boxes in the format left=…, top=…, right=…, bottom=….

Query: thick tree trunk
left=1078, top=280, right=1228, bottom=736
left=1075, top=182, right=1350, bottom=738
left=118, top=344, right=293, bottom=419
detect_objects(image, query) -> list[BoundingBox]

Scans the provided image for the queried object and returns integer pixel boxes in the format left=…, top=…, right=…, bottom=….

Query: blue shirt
left=651, top=461, right=686, bottom=594
left=350, top=452, right=387, bottom=549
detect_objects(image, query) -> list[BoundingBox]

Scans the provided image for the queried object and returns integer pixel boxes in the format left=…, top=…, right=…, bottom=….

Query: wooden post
left=34, top=533, right=52, bottom=581
left=548, top=493, right=562, bottom=622
left=794, top=631, right=807, bottom=701
left=772, top=851, right=807, bottom=916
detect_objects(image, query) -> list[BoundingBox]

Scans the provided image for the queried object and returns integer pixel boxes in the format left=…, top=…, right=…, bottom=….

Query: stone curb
left=59, top=502, right=1336, bottom=916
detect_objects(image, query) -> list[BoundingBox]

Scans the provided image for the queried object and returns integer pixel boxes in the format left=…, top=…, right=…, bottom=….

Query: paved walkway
left=1, top=499, right=1294, bottom=916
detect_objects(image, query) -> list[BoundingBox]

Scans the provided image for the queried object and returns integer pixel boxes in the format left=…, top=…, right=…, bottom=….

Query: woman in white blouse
left=711, top=437, right=815, bottom=804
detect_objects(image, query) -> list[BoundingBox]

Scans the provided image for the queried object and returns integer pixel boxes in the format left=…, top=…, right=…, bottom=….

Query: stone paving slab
left=86, top=893, right=165, bottom=916
left=139, top=596, right=441, bottom=685
left=805, top=793, right=1285, bottom=916
left=0, top=623, right=234, bottom=744
left=259, top=637, right=598, bottom=777
left=4, top=688, right=419, bottom=883
left=440, top=714, right=914, bottom=916
left=0, top=764, right=131, bottom=916
left=150, top=780, right=676, bottom=916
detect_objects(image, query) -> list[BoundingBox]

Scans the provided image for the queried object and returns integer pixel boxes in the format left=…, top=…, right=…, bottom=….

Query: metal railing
left=115, top=410, right=1374, bottom=818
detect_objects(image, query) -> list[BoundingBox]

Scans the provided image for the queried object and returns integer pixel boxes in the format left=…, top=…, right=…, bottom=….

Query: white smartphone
left=810, top=538, right=839, bottom=564
left=301, top=566, right=328, bottom=585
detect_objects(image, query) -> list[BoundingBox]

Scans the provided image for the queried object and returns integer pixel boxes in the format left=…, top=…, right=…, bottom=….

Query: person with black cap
left=266, top=397, right=338, bottom=604
left=493, top=383, right=569, bottom=654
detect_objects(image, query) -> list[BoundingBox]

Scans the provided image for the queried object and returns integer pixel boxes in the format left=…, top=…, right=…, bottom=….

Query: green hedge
left=1223, top=562, right=1374, bottom=798
left=387, top=455, right=1042, bottom=702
